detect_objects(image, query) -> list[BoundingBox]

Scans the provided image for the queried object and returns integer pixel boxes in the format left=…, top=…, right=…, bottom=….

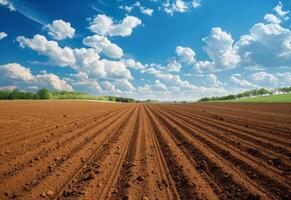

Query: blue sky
left=0, top=0, right=291, bottom=100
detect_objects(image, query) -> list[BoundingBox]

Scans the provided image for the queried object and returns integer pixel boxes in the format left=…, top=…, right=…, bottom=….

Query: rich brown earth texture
left=0, top=101, right=290, bottom=200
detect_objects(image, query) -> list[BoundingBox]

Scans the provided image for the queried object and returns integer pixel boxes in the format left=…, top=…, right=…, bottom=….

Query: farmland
left=222, top=93, right=291, bottom=103
left=0, top=101, right=290, bottom=200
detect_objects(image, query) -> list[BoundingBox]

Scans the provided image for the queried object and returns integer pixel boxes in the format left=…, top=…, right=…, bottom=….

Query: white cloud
left=133, top=1, right=154, bottom=16
left=251, top=71, right=278, bottom=85
left=152, top=80, right=168, bottom=92
left=276, top=72, right=291, bottom=85
left=17, top=34, right=76, bottom=67
left=0, top=0, right=15, bottom=11
left=202, top=27, right=240, bottom=69
left=141, top=65, right=161, bottom=75
left=89, top=14, right=141, bottom=37
left=206, top=74, right=222, bottom=86
left=249, top=71, right=291, bottom=87
left=0, top=32, right=7, bottom=40
left=139, top=62, right=229, bottom=101
left=68, top=72, right=102, bottom=94
left=114, top=79, right=135, bottom=92
left=155, top=73, right=194, bottom=89
left=192, top=0, right=201, bottom=8
left=120, top=1, right=154, bottom=16
left=163, top=0, right=187, bottom=15
left=119, top=5, right=133, bottom=13
left=103, top=60, right=132, bottom=80
left=235, top=23, right=291, bottom=67
left=264, top=14, right=281, bottom=24
left=72, top=48, right=104, bottom=77
left=122, top=59, right=145, bottom=70
left=83, top=35, right=123, bottom=58
left=194, top=60, right=215, bottom=72
left=0, top=63, right=33, bottom=81
left=193, top=27, right=240, bottom=73
left=191, top=2, right=290, bottom=73
left=230, top=74, right=258, bottom=88
left=157, top=60, right=181, bottom=72
left=140, top=7, right=154, bottom=16
left=16, top=34, right=132, bottom=80
left=191, top=5, right=290, bottom=73
left=101, top=80, right=116, bottom=93
left=165, top=60, right=181, bottom=72
left=244, top=65, right=266, bottom=71
left=137, top=80, right=169, bottom=97
left=161, top=0, right=201, bottom=15
left=0, top=63, right=72, bottom=91
left=175, top=46, right=196, bottom=64
left=273, top=1, right=289, bottom=20
left=34, top=73, right=73, bottom=91
left=45, top=19, right=75, bottom=40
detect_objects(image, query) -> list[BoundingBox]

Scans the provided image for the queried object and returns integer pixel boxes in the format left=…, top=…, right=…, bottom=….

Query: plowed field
left=0, top=101, right=290, bottom=200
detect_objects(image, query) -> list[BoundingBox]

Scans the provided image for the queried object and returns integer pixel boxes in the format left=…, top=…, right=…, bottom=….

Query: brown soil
left=0, top=101, right=290, bottom=200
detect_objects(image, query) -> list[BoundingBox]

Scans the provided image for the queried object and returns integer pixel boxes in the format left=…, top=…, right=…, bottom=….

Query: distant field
left=219, top=93, right=291, bottom=103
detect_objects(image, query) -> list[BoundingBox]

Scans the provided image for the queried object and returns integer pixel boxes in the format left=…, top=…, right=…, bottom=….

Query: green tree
left=8, top=89, right=20, bottom=100
left=36, top=88, right=52, bottom=99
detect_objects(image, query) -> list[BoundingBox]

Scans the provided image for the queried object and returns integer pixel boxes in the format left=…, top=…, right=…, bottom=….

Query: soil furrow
left=150, top=105, right=290, bottom=200
left=160, top=105, right=291, bottom=157
left=1, top=101, right=290, bottom=200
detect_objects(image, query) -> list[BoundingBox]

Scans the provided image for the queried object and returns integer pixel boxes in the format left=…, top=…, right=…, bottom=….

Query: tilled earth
left=0, top=101, right=290, bottom=200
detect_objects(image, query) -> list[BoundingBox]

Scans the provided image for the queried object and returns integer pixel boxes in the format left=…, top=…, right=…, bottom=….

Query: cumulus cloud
left=157, top=60, right=181, bottom=72
left=276, top=72, right=291, bottom=85
left=0, top=0, right=15, bottom=11
left=206, top=74, right=222, bottom=86
left=165, top=60, right=181, bottom=72
left=139, top=61, right=229, bottom=100
left=202, top=27, right=240, bottom=69
left=194, top=3, right=291, bottom=73
left=273, top=1, right=289, bottom=20
left=102, top=60, right=132, bottom=80
left=161, top=0, right=201, bottom=15
left=137, top=80, right=169, bottom=97
left=140, top=7, right=154, bottom=16
left=163, top=0, right=187, bottom=15
left=193, top=27, right=240, bottom=72
left=194, top=61, right=215, bottom=72
left=16, top=34, right=132, bottom=80
left=122, top=59, right=145, bottom=70
left=0, top=32, right=7, bottom=40
left=17, top=34, right=76, bottom=67
left=101, top=80, right=116, bottom=94
left=0, top=63, right=72, bottom=91
left=175, top=46, right=196, bottom=64
left=68, top=72, right=102, bottom=94
left=45, top=19, right=75, bottom=40
left=152, top=80, right=168, bottom=92
left=235, top=23, right=291, bottom=68
left=230, top=74, right=258, bottom=88
left=89, top=14, right=141, bottom=37
left=251, top=71, right=279, bottom=85
left=155, top=73, right=194, bottom=89
left=134, top=2, right=154, bottom=16
left=114, top=79, right=135, bottom=92
left=119, top=5, right=133, bottom=13
left=83, top=35, right=123, bottom=58
left=192, top=0, right=201, bottom=8
left=248, top=71, right=291, bottom=87
left=121, top=1, right=154, bottom=16
left=264, top=14, right=281, bottom=24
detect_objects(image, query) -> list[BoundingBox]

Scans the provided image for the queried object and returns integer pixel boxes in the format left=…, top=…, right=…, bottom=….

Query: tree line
left=198, top=87, right=291, bottom=102
left=0, top=88, right=136, bottom=103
